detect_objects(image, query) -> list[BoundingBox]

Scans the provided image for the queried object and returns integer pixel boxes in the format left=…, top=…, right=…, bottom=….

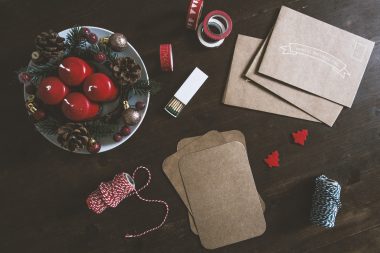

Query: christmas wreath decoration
left=19, top=26, right=160, bottom=154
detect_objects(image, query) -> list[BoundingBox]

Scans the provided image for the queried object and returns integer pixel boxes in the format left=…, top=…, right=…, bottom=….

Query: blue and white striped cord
left=310, top=175, right=341, bottom=228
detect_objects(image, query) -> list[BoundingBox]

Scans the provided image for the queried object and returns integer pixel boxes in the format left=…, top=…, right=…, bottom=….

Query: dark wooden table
left=1, top=0, right=380, bottom=252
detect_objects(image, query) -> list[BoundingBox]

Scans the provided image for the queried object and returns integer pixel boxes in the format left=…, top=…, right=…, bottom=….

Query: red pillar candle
left=38, top=77, right=69, bottom=105
left=61, top=92, right=100, bottom=121
left=59, top=57, right=93, bottom=86
left=83, top=73, right=118, bottom=102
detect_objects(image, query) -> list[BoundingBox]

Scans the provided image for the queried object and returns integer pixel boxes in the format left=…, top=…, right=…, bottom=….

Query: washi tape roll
left=160, top=44, right=173, bottom=72
left=186, top=0, right=204, bottom=30
left=203, top=10, right=233, bottom=41
left=197, top=17, right=226, bottom=48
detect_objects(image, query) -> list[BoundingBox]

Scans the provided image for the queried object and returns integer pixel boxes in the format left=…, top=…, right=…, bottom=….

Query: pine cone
left=57, top=123, right=91, bottom=152
left=32, top=30, right=66, bottom=63
left=111, top=57, right=142, bottom=85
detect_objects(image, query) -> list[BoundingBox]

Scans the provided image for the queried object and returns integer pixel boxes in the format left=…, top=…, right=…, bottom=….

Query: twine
left=310, top=175, right=341, bottom=228
left=86, top=166, right=169, bottom=238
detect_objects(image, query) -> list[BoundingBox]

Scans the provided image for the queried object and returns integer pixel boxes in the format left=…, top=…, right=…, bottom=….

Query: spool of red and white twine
left=86, top=166, right=169, bottom=238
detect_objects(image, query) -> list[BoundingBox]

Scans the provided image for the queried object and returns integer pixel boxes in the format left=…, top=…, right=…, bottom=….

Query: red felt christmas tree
left=264, top=150, right=280, bottom=168
left=292, top=129, right=309, bottom=146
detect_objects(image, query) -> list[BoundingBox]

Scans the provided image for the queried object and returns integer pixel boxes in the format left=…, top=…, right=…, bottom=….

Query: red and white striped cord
left=86, top=166, right=169, bottom=238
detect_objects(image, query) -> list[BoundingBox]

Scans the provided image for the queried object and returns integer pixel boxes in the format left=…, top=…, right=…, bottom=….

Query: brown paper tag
left=222, top=34, right=318, bottom=122
left=162, top=130, right=225, bottom=212
left=179, top=142, right=266, bottom=249
left=245, top=35, right=343, bottom=126
left=258, top=6, right=375, bottom=107
left=176, top=130, right=265, bottom=235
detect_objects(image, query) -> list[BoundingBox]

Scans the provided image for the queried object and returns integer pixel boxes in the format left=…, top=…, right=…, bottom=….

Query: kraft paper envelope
left=179, top=141, right=266, bottom=249
left=177, top=130, right=266, bottom=235
left=258, top=6, right=375, bottom=107
left=222, top=35, right=318, bottom=122
left=246, top=35, right=344, bottom=126
left=163, top=130, right=225, bottom=212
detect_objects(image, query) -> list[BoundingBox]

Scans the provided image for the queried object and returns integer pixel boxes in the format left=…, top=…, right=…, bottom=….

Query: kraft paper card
left=179, top=141, right=266, bottom=249
left=222, top=34, right=318, bottom=122
left=176, top=130, right=265, bottom=235
left=163, top=130, right=225, bottom=212
left=258, top=6, right=375, bottom=107
left=246, top=35, right=344, bottom=126
left=177, top=130, right=247, bottom=150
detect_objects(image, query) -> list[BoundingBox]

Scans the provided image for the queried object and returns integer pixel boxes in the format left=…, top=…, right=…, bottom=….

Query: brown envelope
left=245, top=35, right=344, bottom=126
left=258, top=6, right=375, bottom=107
left=222, top=34, right=318, bottom=122
left=176, top=130, right=266, bottom=235
left=179, top=141, right=266, bottom=249
left=163, top=130, right=225, bottom=212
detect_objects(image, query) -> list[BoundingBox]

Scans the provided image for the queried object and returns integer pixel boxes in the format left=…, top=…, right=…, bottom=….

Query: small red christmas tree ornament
left=38, top=77, right=69, bottom=105
left=292, top=129, right=309, bottom=146
left=61, top=92, right=100, bottom=121
left=264, top=150, right=280, bottom=168
left=58, top=57, right=93, bottom=86
left=83, top=73, right=118, bottom=102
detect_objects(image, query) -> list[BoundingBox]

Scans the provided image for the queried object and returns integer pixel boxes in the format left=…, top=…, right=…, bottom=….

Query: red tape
left=203, top=10, right=233, bottom=41
left=186, top=0, right=204, bottom=30
left=160, top=44, right=173, bottom=72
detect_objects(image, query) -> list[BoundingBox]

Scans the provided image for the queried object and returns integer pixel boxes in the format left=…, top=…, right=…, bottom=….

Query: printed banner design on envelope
left=280, top=43, right=350, bottom=78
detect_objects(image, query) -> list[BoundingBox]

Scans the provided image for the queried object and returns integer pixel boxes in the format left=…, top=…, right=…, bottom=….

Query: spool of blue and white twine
left=310, top=175, right=342, bottom=228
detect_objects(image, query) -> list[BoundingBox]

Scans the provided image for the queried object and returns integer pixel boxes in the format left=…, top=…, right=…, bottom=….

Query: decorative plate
left=22, top=26, right=150, bottom=154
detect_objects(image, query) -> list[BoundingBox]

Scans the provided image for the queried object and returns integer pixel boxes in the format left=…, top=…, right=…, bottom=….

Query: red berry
left=33, top=110, right=46, bottom=121
left=113, top=133, right=123, bottom=142
left=120, top=126, right=131, bottom=136
left=135, top=101, right=146, bottom=110
left=81, top=27, right=91, bottom=37
left=18, top=72, right=31, bottom=83
left=87, top=33, right=98, bottom=44
left=87, top=141, right=101, bottom=154
left=94, top=52, right=106, bottom=63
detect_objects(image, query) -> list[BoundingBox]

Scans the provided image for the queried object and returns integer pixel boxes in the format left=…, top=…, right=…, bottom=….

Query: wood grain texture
left=0, top=0, right=379, bottom=252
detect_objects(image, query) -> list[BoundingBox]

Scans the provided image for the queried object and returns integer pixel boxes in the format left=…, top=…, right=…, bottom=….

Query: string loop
left=86, top=166, right=169, bottom=238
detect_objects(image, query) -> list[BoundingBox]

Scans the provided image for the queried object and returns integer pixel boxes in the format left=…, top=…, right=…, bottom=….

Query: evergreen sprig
left=65, top=26, right=86, bottom=53
left=35, top=117, right=62, bottom=135
left=126, top=80, right=161, bottom=97
left=25, top=62, right=59, bottom=85
left=83, top=119, right=120, bottom=139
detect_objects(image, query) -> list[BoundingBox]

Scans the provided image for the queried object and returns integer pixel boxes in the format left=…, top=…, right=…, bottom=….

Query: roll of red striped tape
left=186, top=0, right=204, bottom=30
left=203, top=10, right=233, bottom=41
left=160, top=44, right=173, bottom=72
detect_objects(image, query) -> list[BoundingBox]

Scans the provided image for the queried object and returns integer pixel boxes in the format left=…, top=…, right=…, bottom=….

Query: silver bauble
left=109, top=33, right=128, bottom=52
left=122, top=108, right=141, bottom=126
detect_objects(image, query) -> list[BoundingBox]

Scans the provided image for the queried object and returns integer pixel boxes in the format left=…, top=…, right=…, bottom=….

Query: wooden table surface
left=1, top=0, right=380, bottom=252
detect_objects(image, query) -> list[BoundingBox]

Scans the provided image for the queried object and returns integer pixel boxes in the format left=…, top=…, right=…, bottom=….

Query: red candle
left=58, top=57, right=93, bottom=86
left=61, top=92, right=100, bottom=121
left=83, top=73, right=118, bottom=102
left=38, top=77, right=69, bottom=105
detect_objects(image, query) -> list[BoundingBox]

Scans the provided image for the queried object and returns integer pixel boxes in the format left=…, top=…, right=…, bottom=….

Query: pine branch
left=126, top=80, right=161, bottom=97
left=83, top=119, right=120, bottom=139
left=25, top=62, right=59, bottom=85
left=35, top=117, right=62, bottom=135
left=65, top=26, right=87, bottom=54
